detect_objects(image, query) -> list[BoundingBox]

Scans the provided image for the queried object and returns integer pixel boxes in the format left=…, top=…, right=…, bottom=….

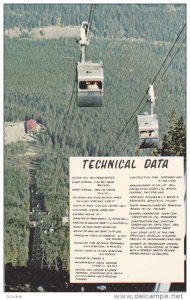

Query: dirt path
left=5, top=25, right=80, bottom=40
left=4, top=122, right=43, bottom=145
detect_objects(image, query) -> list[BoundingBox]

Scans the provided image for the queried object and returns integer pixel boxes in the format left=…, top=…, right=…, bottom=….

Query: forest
left=4, top=4, right=186, bottom=273
left=4, top=3, right=186, bottom=42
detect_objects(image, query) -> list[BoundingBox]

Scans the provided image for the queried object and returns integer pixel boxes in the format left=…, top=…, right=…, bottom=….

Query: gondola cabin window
left=79, top=81, right=102, bottom=90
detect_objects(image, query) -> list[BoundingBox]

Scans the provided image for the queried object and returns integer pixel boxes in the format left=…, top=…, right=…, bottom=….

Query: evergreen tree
left=158, top=109, right=186, bottom=160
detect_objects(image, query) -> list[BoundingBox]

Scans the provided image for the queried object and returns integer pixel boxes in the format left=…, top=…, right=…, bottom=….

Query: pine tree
left=158, top=109, right=186, bottom=161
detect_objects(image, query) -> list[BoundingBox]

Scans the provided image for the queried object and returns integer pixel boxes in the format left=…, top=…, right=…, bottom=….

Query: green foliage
left=4, top=37, right=186, bottom=157
left=158, top=109, right=186, bottom=159
left=4, top=4, right=185, bottom=42
left=4, top=145, right=30, bottom=266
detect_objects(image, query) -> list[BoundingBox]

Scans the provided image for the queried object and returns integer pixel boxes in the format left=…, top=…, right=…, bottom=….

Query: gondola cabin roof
left=137, top=114, right=159, bottom=131
left=77, top=61, right=103, bottom=81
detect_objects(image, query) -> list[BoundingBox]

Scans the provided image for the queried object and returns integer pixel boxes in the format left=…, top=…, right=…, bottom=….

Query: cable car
left=137, top=113, right=159, bottom=149
left=77, top=61, right=103, bottom=107
left=77, top=21, right=104, bottom=107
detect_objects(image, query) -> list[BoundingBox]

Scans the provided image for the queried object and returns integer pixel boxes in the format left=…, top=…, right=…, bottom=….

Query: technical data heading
left=69, top=157, right=185, bottom=283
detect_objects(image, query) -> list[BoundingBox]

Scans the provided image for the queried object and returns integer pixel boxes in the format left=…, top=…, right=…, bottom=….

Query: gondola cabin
left=137, top=113, right=159, bottom=149
left=77, top=61, right=103, bottom=107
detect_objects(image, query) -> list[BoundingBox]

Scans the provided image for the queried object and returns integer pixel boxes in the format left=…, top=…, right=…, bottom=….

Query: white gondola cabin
left=137, top=113, right=159, bottom=149
left=77, top=61, right=104, bottom=107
